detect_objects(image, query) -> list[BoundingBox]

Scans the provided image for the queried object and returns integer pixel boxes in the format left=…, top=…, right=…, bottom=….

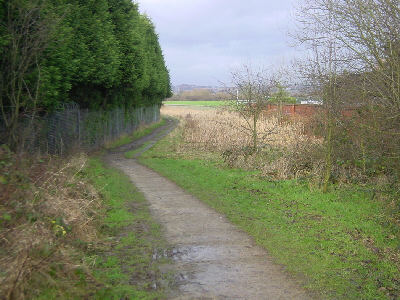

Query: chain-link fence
left=2, top=103, right=160, bottom=155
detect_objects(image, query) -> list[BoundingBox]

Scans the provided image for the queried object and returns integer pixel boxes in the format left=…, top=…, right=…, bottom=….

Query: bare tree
left=332, top=1, right=400, bottom=177
left=331, top=0, right=400, bottom=109
left=294, top=0, right=400, bottom=184
left=294, top=0, right=346, bottom=192
left=229, top=65, right=277, bottom=152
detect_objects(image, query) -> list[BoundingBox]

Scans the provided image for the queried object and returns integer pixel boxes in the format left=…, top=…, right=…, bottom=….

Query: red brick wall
left=265, top=104, right=356, bottom=118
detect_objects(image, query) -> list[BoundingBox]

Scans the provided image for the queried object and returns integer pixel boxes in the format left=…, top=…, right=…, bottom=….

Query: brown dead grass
left=162, top=106, right=308, bottom=150
left=0, top=146, right=101, bottom=299
left=161, top=106, right=323, bottom=178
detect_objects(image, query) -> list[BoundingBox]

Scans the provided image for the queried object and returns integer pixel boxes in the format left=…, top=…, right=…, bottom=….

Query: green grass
left=106, top=118, right=167, bottom=149
left=124, top=118, right=177, bottom=159
left=138, top=136, right=400, bottom=299
left=83, top=158, right=171, bottom=299
left=163, top=100, right=229, bottom=107
left=124, top=141, right=151, bottom=159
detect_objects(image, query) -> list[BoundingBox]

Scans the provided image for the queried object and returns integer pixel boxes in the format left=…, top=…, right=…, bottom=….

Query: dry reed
left=161, top=106, right=322, bottom=178
left=162, top=106, right=307, bottom=150
left=0, top=148, right=101, bottom=299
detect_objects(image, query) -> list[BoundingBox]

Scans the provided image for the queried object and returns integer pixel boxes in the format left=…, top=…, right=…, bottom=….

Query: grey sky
left=137, top=0, right=298, bottom=86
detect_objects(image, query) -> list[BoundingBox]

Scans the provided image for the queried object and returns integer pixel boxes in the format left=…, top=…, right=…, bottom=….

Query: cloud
left=137, top=0, right=297, bottom=85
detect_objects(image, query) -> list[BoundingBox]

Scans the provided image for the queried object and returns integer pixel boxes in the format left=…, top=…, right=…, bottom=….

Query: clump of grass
left=0, top=145, right=101, bottom=299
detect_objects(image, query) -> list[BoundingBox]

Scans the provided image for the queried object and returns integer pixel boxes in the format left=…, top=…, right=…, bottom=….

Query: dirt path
left=106, top=120, right=310, bottom=299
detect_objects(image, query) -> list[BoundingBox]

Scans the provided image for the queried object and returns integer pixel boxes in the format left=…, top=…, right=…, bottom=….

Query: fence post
left=77, top=108, right=81, bottom=148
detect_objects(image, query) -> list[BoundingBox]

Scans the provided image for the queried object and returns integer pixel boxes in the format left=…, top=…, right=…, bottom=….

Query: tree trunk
left=252, top=113, right=257, bottom=151
left=322, top=117, right=332, bottom=193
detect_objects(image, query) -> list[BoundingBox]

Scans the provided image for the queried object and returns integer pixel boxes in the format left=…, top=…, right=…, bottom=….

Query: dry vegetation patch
left=0, top=146, right=101, bottom=299
left=161, top=106, right=323, bottom=179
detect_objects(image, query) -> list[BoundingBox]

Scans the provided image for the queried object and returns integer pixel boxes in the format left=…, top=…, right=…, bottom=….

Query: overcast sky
left=137, top=0, right=298, bottom=86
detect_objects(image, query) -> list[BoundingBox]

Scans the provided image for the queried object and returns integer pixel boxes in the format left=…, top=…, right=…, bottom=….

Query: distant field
left=163, top=100, right=229, bottom=107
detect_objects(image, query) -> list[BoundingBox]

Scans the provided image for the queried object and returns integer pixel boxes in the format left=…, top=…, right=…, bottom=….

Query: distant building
left=300, top=99, right=322, bottom=105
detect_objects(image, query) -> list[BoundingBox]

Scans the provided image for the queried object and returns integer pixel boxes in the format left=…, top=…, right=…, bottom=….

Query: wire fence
left=2, top=103, right=160, bottom=155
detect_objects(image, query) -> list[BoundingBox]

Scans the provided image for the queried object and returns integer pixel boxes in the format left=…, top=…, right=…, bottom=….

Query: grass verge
left=106, top=118, right=167, bottom=149
left=138, top=132, right=400, bottom=299
left=83, top=157, right=171, bottom=299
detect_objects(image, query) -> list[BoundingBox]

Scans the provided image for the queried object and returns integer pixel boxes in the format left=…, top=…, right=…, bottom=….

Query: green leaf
left=2, top=213, right=11, bottom=221
left=0, top=175, right=7, bottom=184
